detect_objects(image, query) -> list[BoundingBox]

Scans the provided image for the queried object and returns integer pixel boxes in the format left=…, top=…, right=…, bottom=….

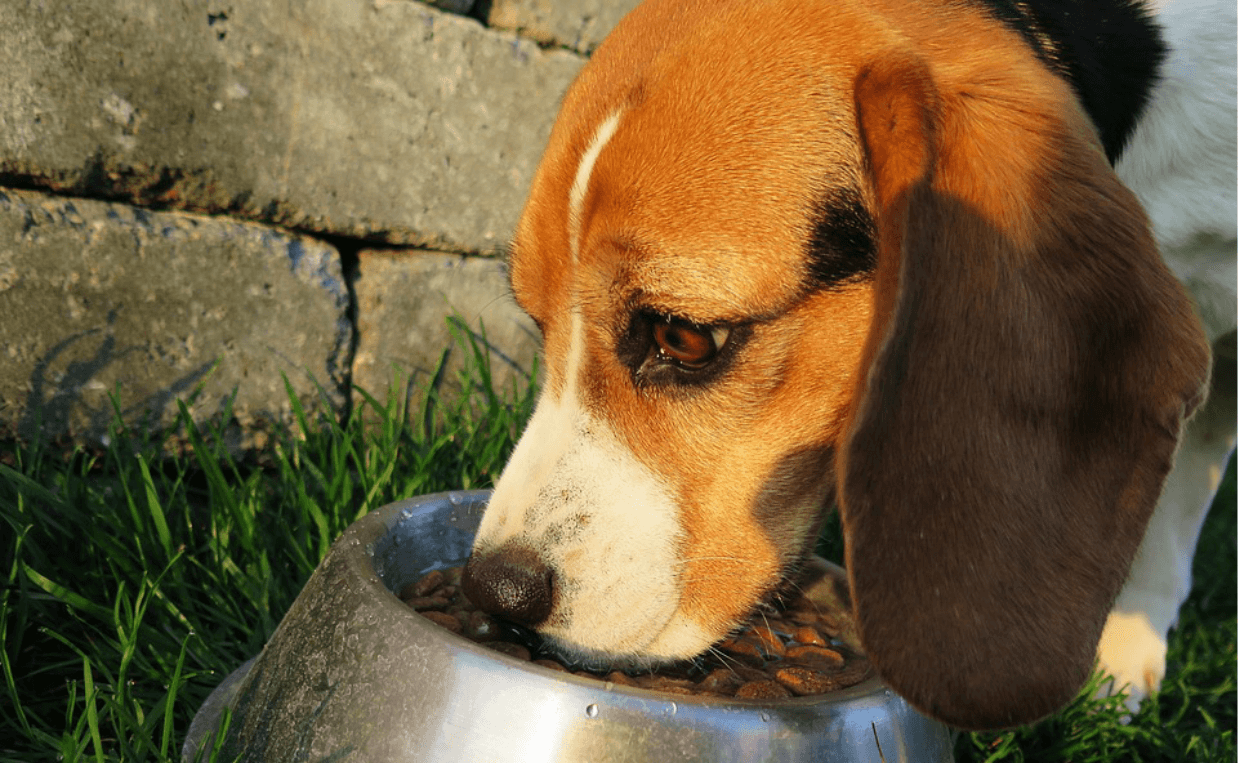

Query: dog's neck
left=972, top=0, right=1166, bottom=164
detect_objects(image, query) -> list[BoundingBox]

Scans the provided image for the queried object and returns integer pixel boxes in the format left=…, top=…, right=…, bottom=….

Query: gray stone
left=486, top=0, right=642, bottom=52
left=0, top=0, right=583, bottom=254
left=351, top=249, right=539, bottom=411
left=0, top=187, right=350, bottom=446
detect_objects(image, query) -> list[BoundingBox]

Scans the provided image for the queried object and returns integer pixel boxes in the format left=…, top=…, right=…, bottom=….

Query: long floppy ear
left=838, top=51, right=1212, bottom=730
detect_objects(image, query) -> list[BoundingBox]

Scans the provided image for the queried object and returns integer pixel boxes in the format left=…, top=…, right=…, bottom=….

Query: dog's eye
left=652, top=318, right=730, bottom=369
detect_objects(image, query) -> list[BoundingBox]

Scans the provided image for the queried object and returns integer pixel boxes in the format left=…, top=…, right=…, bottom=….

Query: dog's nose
left=462, top=544, right=555, bottom=627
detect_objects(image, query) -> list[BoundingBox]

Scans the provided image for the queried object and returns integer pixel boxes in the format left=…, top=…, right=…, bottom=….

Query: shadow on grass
left=0, top=327, right=535, bottom=763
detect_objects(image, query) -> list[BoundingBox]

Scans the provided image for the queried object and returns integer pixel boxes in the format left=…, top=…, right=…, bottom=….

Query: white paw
left=1095, top=608, right=1168, bottom=714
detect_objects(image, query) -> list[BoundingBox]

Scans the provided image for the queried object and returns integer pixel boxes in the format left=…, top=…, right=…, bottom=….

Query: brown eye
left=652, top=319, right=730, bottom=369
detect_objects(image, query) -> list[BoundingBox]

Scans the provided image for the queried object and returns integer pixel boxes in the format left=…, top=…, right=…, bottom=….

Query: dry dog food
left=399, top=566, right=873, bottom=699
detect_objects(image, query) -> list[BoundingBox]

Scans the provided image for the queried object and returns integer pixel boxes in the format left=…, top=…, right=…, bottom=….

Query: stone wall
left=0, top=0, right=641, bottom=444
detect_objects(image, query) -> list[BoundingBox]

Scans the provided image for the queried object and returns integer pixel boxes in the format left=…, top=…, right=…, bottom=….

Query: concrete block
left=0, top=0, right=583, bottom=253
left=0, top=188, right=350, bottom=445
left=352, top=249, right=539, bottom=411
left=487, top=0, right=641, bottom=53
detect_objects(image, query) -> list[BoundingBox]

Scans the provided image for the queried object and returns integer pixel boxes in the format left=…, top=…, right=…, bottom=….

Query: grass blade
left=138, top=454, right=175, bottom=562
left=82, top=657, right=105, bottom=763
left=22, top=566, right=112, bottom=622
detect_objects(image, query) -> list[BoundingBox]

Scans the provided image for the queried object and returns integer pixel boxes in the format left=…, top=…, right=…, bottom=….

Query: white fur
left=569, top=110, right=624, bottom=263
left=1101, top=0, right=1237, bottom=710
left=474, top=114, right=712, bottom=663
left=477, top=314, right=708, bottom=661
left=1118, top=0, right=1237, bottom=263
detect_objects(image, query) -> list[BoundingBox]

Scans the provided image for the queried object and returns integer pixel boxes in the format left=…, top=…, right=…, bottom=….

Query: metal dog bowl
left=183, top=490, right=954, bottom=762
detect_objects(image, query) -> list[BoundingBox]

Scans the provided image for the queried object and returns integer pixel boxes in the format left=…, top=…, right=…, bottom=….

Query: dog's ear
left=837, top=50, right=1211, bottom=729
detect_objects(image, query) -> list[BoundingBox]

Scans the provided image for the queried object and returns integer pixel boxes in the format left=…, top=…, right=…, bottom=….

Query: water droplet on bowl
left=666, top=702, right=677, bottom=717
left=585, top=704, right=599, bottom=718
left=759, top=712, right=771, bottom=723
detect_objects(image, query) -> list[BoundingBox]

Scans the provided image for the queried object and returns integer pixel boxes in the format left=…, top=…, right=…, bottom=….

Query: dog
left=461, top=0, right=1236, bottom=730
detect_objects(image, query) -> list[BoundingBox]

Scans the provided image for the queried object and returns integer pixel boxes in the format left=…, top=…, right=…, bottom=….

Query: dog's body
left=1099, top=0, right=1237, bottom=718
left=462, top=0, right=1236, bottom=729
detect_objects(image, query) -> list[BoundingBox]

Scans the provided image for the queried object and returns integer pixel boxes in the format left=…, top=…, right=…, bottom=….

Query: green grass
left=1, top=327, right=537, bottom=762
left=1, top=328, right=1233, bottom=762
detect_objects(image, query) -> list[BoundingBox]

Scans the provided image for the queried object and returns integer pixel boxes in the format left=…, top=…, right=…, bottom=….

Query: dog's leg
left=1097, top=338, right=1235, bottom=712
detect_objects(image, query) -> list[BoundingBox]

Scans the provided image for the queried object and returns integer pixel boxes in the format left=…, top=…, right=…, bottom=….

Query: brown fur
left=842, top=46, right=1210, bottom=727
left=506, top=0, right=1211, bottom=728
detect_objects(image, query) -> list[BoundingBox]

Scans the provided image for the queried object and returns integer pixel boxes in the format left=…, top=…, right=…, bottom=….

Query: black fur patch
left=806, top=186, right=877, bottom=289
left=972, top=0, right=1165, bottom=164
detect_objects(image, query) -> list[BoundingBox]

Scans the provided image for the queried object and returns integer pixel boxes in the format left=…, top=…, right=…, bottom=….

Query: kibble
left=419, top=611, right=462, bottom=634
left=734, top=679, right=793, bottom=700
left=775, top=666, right=833, bottom=695
left=400, top=565, right=873, bottom=699
left=791, top=625, right=828, bottom=647
left=747, top=624, right=787, bottom=658
left=784, top=644, right=846, bottom=670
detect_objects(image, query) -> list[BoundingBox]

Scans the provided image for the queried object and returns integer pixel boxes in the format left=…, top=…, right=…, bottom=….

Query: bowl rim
left=369, top=489, right=891, bottom=710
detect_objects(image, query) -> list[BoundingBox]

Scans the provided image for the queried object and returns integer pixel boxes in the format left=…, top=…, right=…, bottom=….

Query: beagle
left=462, top=0, right=1236, bottom=730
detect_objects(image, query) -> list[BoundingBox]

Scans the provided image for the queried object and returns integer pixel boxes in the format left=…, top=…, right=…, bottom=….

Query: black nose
left=462, top=544, right=555, bottom=627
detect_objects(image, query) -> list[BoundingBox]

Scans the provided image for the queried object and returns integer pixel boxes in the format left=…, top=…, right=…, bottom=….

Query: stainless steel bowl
left=183, top=490, right=954, bottom=762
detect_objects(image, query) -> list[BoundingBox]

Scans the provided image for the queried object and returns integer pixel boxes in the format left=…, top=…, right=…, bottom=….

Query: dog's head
left=463, top=0, right=1210, bottom=729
